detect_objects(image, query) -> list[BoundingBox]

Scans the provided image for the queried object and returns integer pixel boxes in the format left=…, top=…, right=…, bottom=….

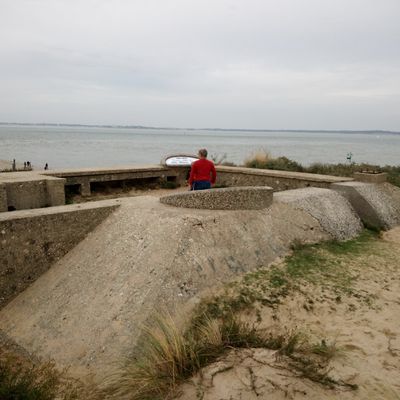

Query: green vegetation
left=243, top=150, right=400, bottom=187
left=103, top=232, right=384, bottom=399
left=194, top=229, right=380, bottom=322
left=0, top=352, right=77, bottom=400
left=3, top=230, right=385, bottom=399
left=104, top=313, right=349, bottom=400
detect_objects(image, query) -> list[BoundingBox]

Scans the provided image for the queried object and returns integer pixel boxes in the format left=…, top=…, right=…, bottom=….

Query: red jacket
left=189, top=158, right=217, bottom=185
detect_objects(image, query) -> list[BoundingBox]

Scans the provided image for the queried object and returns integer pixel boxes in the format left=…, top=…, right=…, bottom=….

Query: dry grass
left=102, top=312, right=347, bottom=400
left=243, top=150, right=271, bottom=168
left=0, top=350, right=79, bottom=400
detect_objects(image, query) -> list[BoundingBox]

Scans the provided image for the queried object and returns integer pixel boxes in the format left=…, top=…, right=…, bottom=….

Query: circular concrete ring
left=160, top=186, right=273, bottom=210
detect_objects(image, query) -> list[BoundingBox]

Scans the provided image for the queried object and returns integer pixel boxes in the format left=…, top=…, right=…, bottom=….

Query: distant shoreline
left=0, top=122, right=399, bottom=135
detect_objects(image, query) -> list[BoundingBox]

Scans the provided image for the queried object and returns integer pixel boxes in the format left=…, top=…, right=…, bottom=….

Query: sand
left=177, top=227, right=400, bottom=399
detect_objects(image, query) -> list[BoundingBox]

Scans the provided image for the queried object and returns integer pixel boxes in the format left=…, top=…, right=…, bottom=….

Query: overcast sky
left=0, top=0, right=399, bottom=130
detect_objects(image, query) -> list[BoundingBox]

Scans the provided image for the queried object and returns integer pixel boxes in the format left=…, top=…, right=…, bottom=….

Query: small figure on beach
left=346, top=152, right=353, bottom=163
left=24, top=162, right=27, bottom=169
left=188, top=148, right=217, bottom=190
left=44, top=163, right=48, bottom=170
left=12, top=159, right=16, bottom=171
left=27, top=161, right=31, bottom=169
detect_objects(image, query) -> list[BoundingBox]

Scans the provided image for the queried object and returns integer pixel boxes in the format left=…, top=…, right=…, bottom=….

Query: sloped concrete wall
left=274, top=187, right=363, bottom=240
left=332, top=182, right=400, bottom=230
left=0, top=201, right=119, bottom=308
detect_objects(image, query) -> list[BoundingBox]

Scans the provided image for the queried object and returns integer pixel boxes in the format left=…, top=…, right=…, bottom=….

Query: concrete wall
left=160, top=186, right=273, bottom=210
left=46, top=166, right=179, bottom=196
left=5, top=179, right=48, bottom=210
left=0, top=184, right=7, bottom=212
left=0, top=173, right=66, bottom=211
left=215, top=166, right=353, bottom=191
left=0, top=201, right=119, bottom=308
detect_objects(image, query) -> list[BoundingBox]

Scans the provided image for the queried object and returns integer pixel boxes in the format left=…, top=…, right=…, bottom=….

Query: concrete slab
left=331, top=182, right=400, bottom=230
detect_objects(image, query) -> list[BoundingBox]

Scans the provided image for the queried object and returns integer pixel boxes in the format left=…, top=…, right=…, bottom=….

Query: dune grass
left=102, top=229, right=387, bottom=399
left=103, top=312, right=348, bottom=400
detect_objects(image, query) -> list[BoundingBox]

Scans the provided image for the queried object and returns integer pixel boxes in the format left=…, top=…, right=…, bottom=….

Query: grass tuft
left=103, top=312, right=350, bottom=400
left=0, top=351, right=78, bottom=400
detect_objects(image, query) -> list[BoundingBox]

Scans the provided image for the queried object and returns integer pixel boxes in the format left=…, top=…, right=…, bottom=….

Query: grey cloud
left=0, top=0, right=399, bottom=129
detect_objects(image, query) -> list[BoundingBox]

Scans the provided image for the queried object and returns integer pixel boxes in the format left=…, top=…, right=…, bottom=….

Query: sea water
left=0, top=124, right=399, bottom=169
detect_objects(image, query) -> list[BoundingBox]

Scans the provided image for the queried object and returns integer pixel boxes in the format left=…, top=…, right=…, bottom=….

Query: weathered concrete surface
left=160, top=187, right=273, bottom=210
left=0, top=184, right=7, bottom=212
left=216, top=165, right=353, bottom=191
left=332, top=182, right=400, bottom=230
left=0, top=200, right=119, bottom=308
left=274, top=187, right=363, bottom=240
left=353, top=171, right=388, bottom=183
left=0, top=196, right=334, bottom=380
left=44, top=164, right=180, bottom=196
left=0, top=171, right=66, bottom=211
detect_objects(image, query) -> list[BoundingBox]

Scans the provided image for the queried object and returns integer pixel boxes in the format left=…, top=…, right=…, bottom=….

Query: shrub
left=0, top=352, right=77, bottom=400
left=243, top=151, right=400, bottom=188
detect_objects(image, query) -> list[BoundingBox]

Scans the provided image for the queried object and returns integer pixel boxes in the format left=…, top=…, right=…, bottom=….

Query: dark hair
left=198, top=148, right=208, bottom=157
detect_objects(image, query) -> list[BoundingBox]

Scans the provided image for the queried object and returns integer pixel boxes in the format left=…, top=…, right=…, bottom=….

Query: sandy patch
left=176, top=230, right=400, bottom=399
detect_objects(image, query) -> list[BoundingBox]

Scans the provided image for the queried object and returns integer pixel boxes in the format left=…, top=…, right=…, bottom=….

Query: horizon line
left=0, top=121, right=399, bottom=134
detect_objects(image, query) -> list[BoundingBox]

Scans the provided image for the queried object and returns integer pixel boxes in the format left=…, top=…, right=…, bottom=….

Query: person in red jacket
left=188, top=148, right=217, bottom=190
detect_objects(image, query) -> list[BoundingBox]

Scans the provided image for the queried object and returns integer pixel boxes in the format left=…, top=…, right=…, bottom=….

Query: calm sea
left=0, top=125, right=399, bottom=169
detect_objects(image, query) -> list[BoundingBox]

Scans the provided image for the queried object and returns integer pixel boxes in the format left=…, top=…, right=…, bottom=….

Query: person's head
left=198, top=148, right=208, bottom=159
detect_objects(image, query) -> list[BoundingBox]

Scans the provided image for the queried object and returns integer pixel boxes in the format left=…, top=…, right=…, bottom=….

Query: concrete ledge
left=160, top=186, right=273, bottom=210
left=353, top=172, right=388, bottom=184
left=0, top=200, right=119, bottom=308
left=274, top=187, right=363, bottom=240
left=44, top=164, right=169, bottom=177
left=216, top=165, right=353, bottom=191
left=331, top=182, right=400, bottom=230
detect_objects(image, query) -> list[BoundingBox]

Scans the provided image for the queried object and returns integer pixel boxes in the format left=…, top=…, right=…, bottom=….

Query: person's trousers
left=192, top=180, right=211, bottom=190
